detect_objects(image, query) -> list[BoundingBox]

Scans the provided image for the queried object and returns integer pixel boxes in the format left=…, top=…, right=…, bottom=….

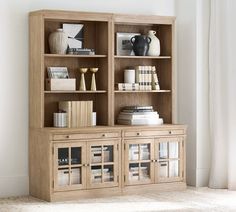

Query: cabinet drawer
left=124, top=129, right=184, bottom=137
left=53, top=132, right=120, bottom=141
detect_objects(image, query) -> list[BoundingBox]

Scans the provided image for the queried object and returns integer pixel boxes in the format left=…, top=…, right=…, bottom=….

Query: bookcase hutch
left=29, top=10, right=187, bottom=202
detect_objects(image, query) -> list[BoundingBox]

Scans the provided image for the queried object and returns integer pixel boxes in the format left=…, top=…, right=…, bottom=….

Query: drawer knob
left=137, top=132, right=141, bottom=136
left=66, top=135, right=70, bottom=138
left=169, top=131, right=172, bottom=134
left=102, top=134, right=106, bottom=137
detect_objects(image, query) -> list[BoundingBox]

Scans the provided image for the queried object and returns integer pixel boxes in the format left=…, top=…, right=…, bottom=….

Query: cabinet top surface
left=29, top=9, right=176, bottom=23
left=33, top=124, right=187, bottom=133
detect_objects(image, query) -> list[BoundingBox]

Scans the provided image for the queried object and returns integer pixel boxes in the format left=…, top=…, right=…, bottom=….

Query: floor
left=0, top=187, right=236, bottom=212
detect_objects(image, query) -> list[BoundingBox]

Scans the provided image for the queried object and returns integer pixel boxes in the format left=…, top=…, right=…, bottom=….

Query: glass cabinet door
left=125, top=139, right=154, bottom=186
left=54, top=142, right=86, bottom=191
left=155, top=137, right=184, bottom=183
left=87, top=139, right=119, bottom=189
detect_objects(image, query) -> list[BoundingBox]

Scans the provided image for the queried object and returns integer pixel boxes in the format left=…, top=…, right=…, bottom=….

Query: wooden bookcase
left=29, top=10, right=186, bottom=202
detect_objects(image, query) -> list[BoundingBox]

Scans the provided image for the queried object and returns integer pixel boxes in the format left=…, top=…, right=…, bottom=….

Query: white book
left=117, top=118, right=164, bottom=125
left=152, top=66, right=160, bottom=90
left=118, top=114, right=159, bottom=120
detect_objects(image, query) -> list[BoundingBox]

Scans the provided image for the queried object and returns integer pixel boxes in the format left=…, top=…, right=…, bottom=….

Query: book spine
left=152, top=66, right=160, bottom=90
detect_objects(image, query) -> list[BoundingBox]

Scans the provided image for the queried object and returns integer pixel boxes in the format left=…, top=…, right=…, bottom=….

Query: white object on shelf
left=147, top=30, right=160, bottom=56
left=53, top=113, right=67, bottom=128
left=48, top=28, right=68, bottom=54
left=92, top=112, right=96, bottom=126
left=46, top=78, right=76, bottom=91
left=124, top=69, right=135, bottom=83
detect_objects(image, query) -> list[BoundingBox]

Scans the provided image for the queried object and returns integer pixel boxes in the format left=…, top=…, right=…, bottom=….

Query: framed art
left=116, top=32, right=141, bottom=56
left=63, top=23, right=84, bottom=49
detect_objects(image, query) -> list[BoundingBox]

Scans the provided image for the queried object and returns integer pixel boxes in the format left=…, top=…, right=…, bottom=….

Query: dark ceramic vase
left=131, top=35, right=151, bottom=56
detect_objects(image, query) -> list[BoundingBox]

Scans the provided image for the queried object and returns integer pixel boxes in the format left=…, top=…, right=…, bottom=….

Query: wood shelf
left=114, top=90, right=171, bottom=93
left=44, top=90, right=107, bottom=94
left=114, top=55, right=171, bottom=59
left=44, top=54, right=107, bottom=58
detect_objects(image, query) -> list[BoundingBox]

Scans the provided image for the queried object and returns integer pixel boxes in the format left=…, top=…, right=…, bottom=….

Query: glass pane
left=57, top=168, right=69, bottom=186
left=159, top=162, right=168, bottom=178
left=169, top=160, right=179, bottom=177
left=71, top=167, right=81, bottom=185
left=129, top=144, right=139, bottom=161
left=104, top=145, right=113, bottom=163
left=159, top=142, right=168, bottom=159
left=91, top=146, right=102, bottom=164
left=169, top=142, right=179, bottom=159
left=103, top=165, right=114, bottom=182
left=91, top=165, right=102, bottom=183
left=71, top=147, right=81, bottom=165
left=129, top=163, right=139, bottom=181
left=140, top=144, right=150, bottom=160
left=140, top=163, right=150, bottom=180
left=58, top=148, right=69, bottom=166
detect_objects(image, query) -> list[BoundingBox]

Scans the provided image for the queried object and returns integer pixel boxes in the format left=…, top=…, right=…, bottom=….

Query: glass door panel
left=91, top=165, right=102, bottom=184
left=159, top=142, right=168, bottom=159
left=140, top=162, right=151, bottom=180
left=104, top=165, right=114, bottom=182
left=140, top=144, right=150, bottom=160
left=129, top=144, right=139, bottom=161
left=54, top=142, right=86, bottom=191
left=156, top=137, right=183, bottom=183
left=57, top=168, right=69, bottom=186
left=71, top=147, right=81, bottom=165
left=71, top=167, right=81, bottom=185
left=87, top=139, right=119, bottom=189
left=91, top=146, right=102, bottom=164
left=104, top=145, right=113, bottom=162
left=125, top=139, right=154, bottom=185
left=169, top=142, right=179, bottom=159
left=169, top=160, right=179, bottom=177
left=58, top=148, right=69, bottom=166
left=129, top=163, right=139, bottom=181
left=159, top=162, right=168, bottom=178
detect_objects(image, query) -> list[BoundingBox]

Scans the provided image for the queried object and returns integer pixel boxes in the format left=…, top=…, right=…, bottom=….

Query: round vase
left=48, top=28, right=68, bottom=54
left=131, top=35, right=151, bottom=56
left=147, top=30, right=160, bottom=56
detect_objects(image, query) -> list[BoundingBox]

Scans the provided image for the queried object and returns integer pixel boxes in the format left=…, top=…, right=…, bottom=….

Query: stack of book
left=135, top=66, right=153, bottom=91
left=116, top=83, right=139, bottom=91
left=58, top=101, right=93, bottom=128
left=117, top=106, right=163, bottom=125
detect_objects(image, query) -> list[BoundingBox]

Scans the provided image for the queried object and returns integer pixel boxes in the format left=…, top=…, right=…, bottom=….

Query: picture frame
left=116, top=32, right=141, bottom=56
left=63, top=23, right=84, bottom=49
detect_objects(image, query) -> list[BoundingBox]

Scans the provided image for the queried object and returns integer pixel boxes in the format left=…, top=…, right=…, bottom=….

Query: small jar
left=124, top=69, right=135, bottom=83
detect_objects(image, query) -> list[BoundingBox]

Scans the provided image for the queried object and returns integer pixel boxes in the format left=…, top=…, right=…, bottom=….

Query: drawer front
left=124, top=129, right=184, bottom=137
left=53, top=132, right=120, bottom=141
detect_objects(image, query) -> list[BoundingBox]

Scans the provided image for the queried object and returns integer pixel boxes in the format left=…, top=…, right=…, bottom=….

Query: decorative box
left=46, top=78, right=76, bottom=91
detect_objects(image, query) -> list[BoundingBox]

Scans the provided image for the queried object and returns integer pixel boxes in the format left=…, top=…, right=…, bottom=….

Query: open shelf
left=44, top=90, right=107, bottom=94
left=114, top=90, right=171, bottom=93
left=45, top=54, right=107, bottom=58
left=114, top=56, right=171, bottom=59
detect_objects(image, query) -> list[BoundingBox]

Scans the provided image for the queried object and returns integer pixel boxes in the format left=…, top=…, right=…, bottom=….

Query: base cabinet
left=29, top=126, right=186, bottom=201
left=53, top=139, right=120, bottom=191
left=124, top=137, right=184, bottom=186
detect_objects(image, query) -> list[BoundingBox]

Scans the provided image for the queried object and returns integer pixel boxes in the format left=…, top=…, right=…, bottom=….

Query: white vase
left=147, top=30, right=160, bottom=56
left=48, top=29, right=68, bottom=54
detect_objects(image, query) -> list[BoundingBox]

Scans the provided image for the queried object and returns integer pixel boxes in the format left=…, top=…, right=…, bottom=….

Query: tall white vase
left=48, top=29, right=68, bottom=54
left=147, top=30, right=160, bottom=56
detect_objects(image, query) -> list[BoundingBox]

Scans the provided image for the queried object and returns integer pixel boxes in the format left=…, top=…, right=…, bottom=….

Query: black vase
left=131, top=35, right=151, bottom=56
